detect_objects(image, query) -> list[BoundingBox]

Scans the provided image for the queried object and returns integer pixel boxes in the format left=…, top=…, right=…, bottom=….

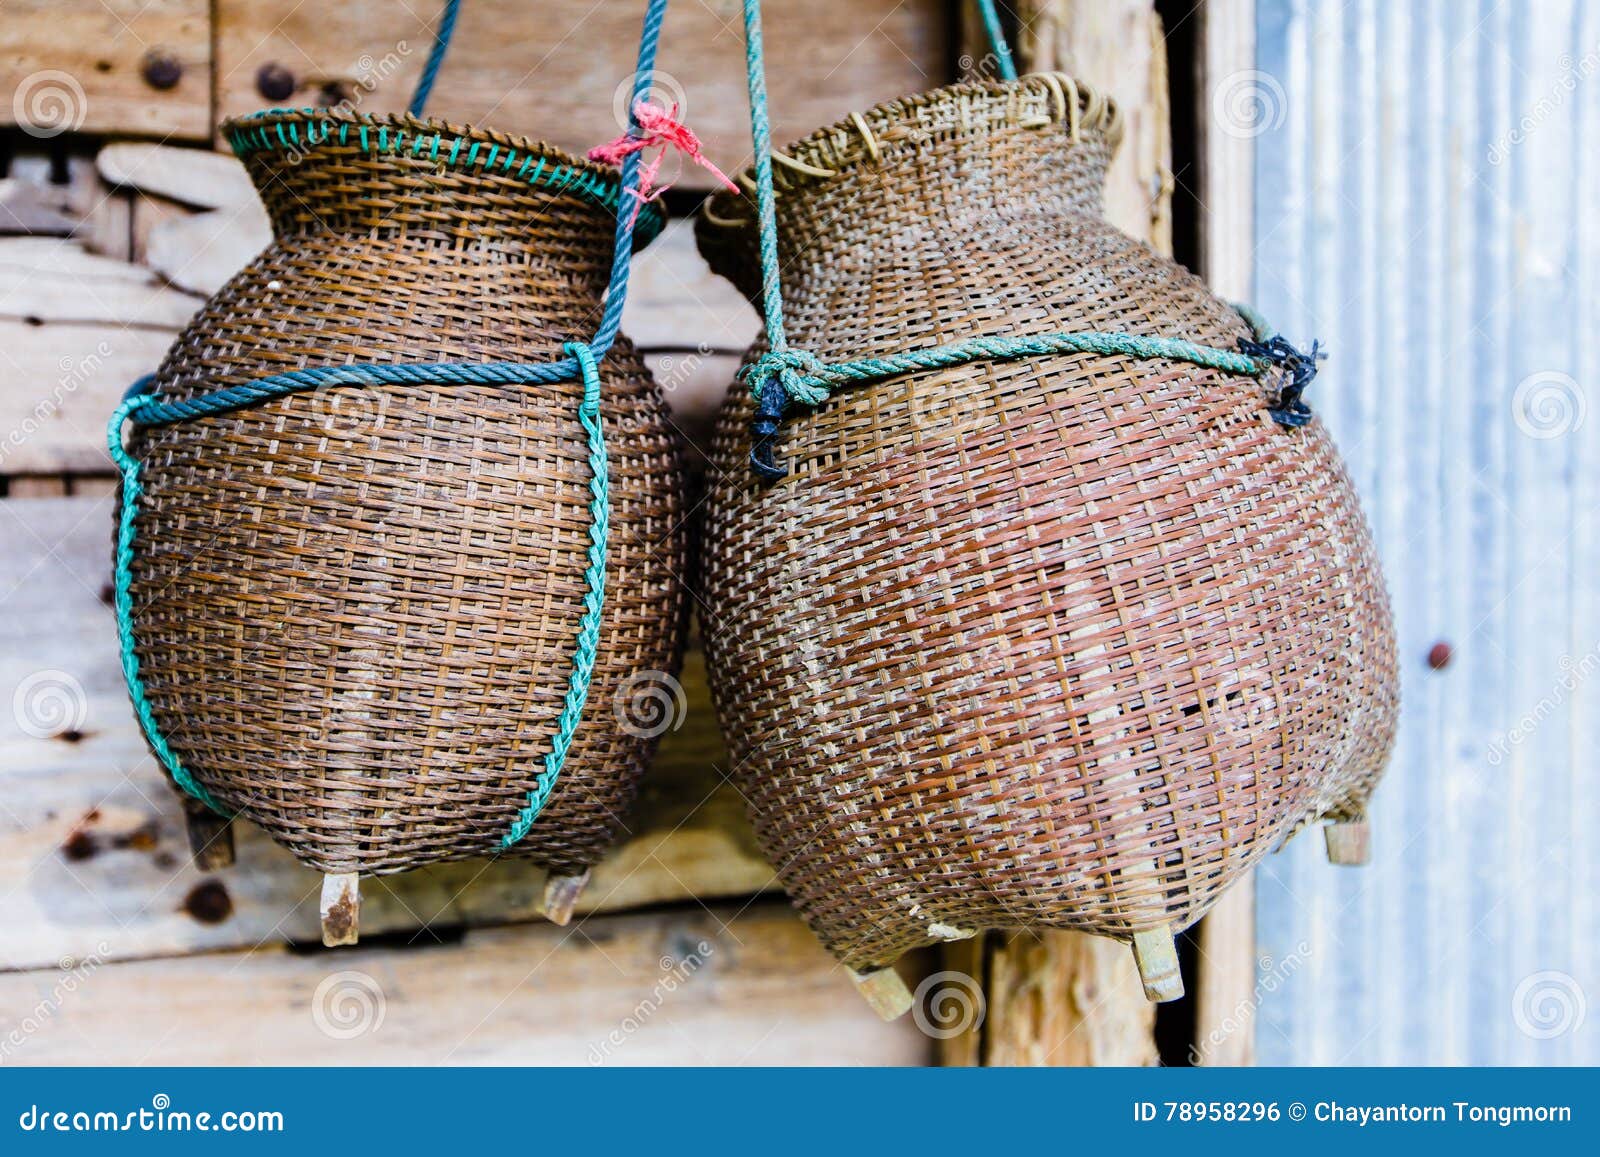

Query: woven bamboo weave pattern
left=123, top=107, right=688, bottom=876
left=695, top=75, right=1398, bottom=971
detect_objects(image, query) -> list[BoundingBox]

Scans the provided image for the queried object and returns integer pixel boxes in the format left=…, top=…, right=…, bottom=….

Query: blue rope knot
left=1239, top=332, right=1326, bottom=429
left=742, top=348, right=828, bottom=480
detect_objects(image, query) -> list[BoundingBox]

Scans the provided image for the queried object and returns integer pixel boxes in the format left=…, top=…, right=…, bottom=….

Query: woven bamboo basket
left=121, top=107, right=688, bottom=934
left=695, top=74, right=1398, bottom=1001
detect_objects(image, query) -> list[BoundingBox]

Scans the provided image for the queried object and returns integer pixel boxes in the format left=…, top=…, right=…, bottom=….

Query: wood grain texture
left=1011, top=0, right=1174, bottom=250
left=0, top=904, right=932, bottom=1065
left=0, top=0, right=211, bottom=140
left=214, top=0, right=947, bottom=190
left=0, top=497, right=773, bottom=972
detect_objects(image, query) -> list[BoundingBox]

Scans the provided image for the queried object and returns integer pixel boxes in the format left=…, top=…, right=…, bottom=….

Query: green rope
left=107, top=394, right=225, bottom=815
left=974, top=0, right=1019, bottom=82
left=736, top=0, right=1317, bottom=480
left=502, top=343, right=609, bottom=848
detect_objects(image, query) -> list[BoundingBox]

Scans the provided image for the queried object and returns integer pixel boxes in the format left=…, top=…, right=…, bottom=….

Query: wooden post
left=851, top=967, right=916, bottom=1021
left=1323, top=820, right=1371, bottom=865
left=182, top=795, right=235, bottom=870
left=539, top=869, right=591, bottom=927
left=319, top=872, right=361, bottom=947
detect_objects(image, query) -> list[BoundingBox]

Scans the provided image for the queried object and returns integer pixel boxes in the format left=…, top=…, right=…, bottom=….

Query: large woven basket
left=694, top=75, right=1398, bottom=992
left=123, top=108, right=687, bottom=882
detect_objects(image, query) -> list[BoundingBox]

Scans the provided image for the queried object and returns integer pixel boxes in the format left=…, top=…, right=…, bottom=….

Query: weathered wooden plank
left=0, top=904, right=932, bottom=1065
left=214, top=0, right=948, bottom=189
left=0, top=1, right=211, bottom=140
left=97, top=143, right=257, bottom=210
left=1011, top=0, right=1174, bottom=251
left=0, top=237, right=204, bottom=326
left=1189, top=0, right=1260, bottom=1067
left=0, top=497, right=773, bottom=972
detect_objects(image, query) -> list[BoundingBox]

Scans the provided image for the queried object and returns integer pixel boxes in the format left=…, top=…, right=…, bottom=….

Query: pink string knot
left=589, top=98, right=739, bottom=223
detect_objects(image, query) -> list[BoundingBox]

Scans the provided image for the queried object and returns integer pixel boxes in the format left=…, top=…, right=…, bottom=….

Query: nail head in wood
left=540, top=869, right=590, bottom=926
left=182, top=796, right=234, bottom=870
left=849, top=967, right=914, bottom=1021
left=319, top=872, right=360, bottom=947
left=1131, top=926, right=1184, bottom=1003
left=1324, top=819, right=1371, bottom=865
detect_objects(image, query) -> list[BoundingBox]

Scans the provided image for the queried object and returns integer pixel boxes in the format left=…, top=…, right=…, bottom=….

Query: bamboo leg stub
left=182, top=797, right=235, bottom=870
left=1324, top=819, right=1371, bottom=865
left=1131, top=926, right=1184, bottom=1003
left=319, top=872, right=361, bottom=947
left=850, top=967, right=914, bottom=1021
left=540, top=869, right=591, bottom=926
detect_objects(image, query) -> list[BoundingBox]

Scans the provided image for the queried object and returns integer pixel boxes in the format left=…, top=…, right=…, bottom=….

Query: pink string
left=590, top=99, right=738, bottom=223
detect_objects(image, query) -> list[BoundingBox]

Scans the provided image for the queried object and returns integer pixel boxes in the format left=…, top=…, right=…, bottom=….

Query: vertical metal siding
left=1252, top=0, right=1597, bottom=1064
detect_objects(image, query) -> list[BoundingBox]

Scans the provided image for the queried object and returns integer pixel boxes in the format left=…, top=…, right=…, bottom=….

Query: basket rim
left=700, top=72, right=1122, bottom=230
left=222, top=105, right=667, bottom=244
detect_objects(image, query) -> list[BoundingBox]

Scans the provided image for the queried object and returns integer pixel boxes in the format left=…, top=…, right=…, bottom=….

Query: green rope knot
left=742, top=348, right=830, bottom=406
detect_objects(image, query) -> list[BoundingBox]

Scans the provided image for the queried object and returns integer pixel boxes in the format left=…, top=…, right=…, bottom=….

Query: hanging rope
left=108, top=0, right=672, bottom=849
left=735, top=0, right=1324, bottom=480
left=408, top=0, right=462, bottom=117
left=974, top=0, right=1018, bottom=82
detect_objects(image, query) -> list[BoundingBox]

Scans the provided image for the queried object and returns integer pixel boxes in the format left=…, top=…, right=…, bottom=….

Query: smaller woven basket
left=694, top=74, right=1399, bottom=999
left=120, top=107, right=688, bottom=901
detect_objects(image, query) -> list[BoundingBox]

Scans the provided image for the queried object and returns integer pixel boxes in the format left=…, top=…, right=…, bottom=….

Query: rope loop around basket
left=107, top=0, right=672, bottom=847
left=733, top=0, right=1325, bottom=480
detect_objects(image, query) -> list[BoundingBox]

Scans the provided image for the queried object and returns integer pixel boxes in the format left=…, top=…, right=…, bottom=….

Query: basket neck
left=226, top=110, right=657, bottom=285
left=698, top=75, right=1120, bottom=301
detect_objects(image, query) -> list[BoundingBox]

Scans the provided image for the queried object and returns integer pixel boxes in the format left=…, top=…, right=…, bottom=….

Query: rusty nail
left=256, top=62, right=297, bottom=102
left=1427, top=640, right=1453, bottom=670
left=140, top=49, right=183, bottom=91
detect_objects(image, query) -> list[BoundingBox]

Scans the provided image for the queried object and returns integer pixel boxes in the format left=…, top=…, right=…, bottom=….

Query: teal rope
left=974, top=0, right=1019, bottom=82
left=502, top=343, right=609, bottom=848
left=744, top=325, right=1274, bottom=406
left=107, top=394, right=224, bottom=814
left=736, top=0, right=1313, bottom=480
left=409, top=0, right=461, bottom=116
left=110, top=0, right=669, bottom=842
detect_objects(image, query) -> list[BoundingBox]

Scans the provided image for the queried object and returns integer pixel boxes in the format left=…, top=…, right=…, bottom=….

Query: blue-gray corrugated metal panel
left=1251, top=0, right=1596, bottom=1064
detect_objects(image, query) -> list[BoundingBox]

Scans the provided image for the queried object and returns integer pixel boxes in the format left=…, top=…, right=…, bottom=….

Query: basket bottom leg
left=849, top=967, right=914, bottom=1021
left=182, top=796, right=235, bottom=871
left=1131, top=926, right=1184, bottom=1003
left=1323, top=818, right=1371, bottom=865
left=540, top=869, right=591, bottom=926
left=320, top=872, right=361, bottom=947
